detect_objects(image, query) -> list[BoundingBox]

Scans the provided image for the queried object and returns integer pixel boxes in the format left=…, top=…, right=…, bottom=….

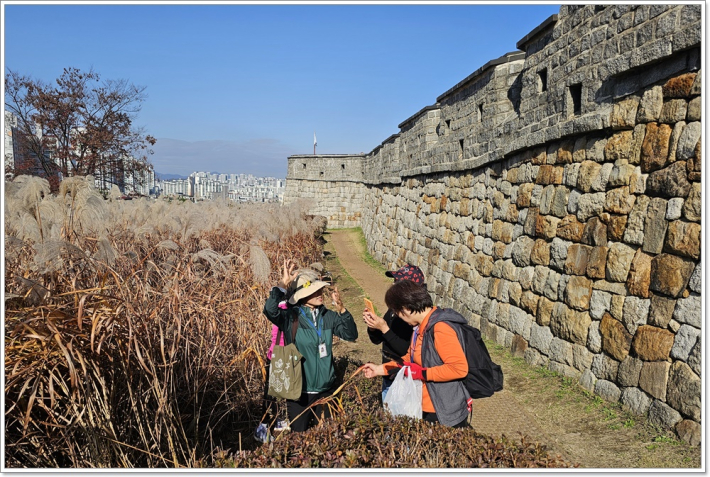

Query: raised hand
left=279, top=259, right=298, bottom=288
left=363, top=310, right=389, bottom=333
left=330, top=286, right=345, bottom=313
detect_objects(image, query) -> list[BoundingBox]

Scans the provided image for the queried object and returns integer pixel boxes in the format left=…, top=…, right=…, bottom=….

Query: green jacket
left=263, top=287, right=358, bottom=393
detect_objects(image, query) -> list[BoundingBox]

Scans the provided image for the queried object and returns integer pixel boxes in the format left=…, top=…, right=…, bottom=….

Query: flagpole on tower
left=314, top=131, right=317, bottom=155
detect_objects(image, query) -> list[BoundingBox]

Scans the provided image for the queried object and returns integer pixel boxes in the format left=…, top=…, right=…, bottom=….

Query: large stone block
left=581, top=217, right=608, bottom=246
left=650, top=253, right=695, bottom=297
left=662, top=72, right=698, bottom=99
left=550, top=304, right=591, bottom=346
left=639, top=361, right=670, bottom=401
left=605, top=186, right=636, bottom=215
left=675, top=420, right=702, bottom=446
left=631, top=325, right=675, bottom=361
left=591, top=353, right=620, bottom=381
left=622, top=296, right=650, bottom=335
left=626, top=248, right=653, bottom=298
left=670, top=324, right=701, bottom=362
left=611, top=98, right=639, bottom=130
left=536, top=165, right=564, bottom=185
left=605, top=130, right=634, bottom=161
left=646, top=161, right=692, bottom=198
left=586, top=246, right=608, bottom=280
left=672, top=295, right=701, bottom=328
left=530, top=239, right=551, bottom=266
left=549, top=238, right=570, bottom=272
left=607, top=215, right=628, bottom=242
left=565, top=275, right=593, bottom=311
left=600, top=313, right=633, bottom=361
left=535, top=215, right=561, bottom=240
left=577, top=192, right=607, bottom=222
left=577, top=161, right=603, bottom=192
left=682, top=182, right=701, bottom=222
left=606, top=242, right=636, bottom=282
left=550, top=186, right=570, bottom=218
left=641, top=197, right=668, bottom=254
left=640, top=122, right=672, bottom=173
left=637, top=85, right=663, bottom=122
left=664, top=220, right=701, bottom=259
left=659, top=99, right=688, bottom=123
left=556, top=215, right=585, bottom=242
left=595, top=380, right=621, bottom=403
left=648, top=294, right=676, bottom=328
left=620, top=387, right=652, bottom=416
left=648, top=399, right=682, bottom=430
left=511, top=235, right=535, bottom=267
left=618, top=355, right=644, bottom=387
left=565, top=244, right=591, bottom=275
left=623, top=195, right=650, bottom=245
left=666, top=361, right=701, bottom=421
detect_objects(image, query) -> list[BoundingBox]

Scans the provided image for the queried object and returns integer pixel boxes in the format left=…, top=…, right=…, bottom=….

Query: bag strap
left=291, top=315, right=299, bottom=342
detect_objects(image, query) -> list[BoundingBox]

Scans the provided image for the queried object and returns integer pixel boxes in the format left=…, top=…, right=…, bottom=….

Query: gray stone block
left=595, top=379, right=621, bottom=403
left=670, top=324, right=700, bottom=361
left=673, top=295, right=701, bottom=328
left=620, top=387, right=652, bottom=416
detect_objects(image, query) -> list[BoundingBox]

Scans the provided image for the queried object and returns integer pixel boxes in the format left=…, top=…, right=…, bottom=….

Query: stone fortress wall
left=284, top=5, right=702, bottom=443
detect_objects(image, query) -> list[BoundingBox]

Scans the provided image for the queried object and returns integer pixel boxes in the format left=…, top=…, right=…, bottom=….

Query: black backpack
left=456, top=323, right=504, bottom=399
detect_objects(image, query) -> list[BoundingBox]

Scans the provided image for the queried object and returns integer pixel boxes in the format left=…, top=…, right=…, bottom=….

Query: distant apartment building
left=155, top=171, right=285, bottom=203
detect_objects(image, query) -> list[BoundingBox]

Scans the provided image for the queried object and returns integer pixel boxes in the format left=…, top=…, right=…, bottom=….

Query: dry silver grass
left=248, top=245, right=271, bottom=284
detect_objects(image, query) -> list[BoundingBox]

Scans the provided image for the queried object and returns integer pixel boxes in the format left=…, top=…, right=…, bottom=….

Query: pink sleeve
left=267, top=325, right=284, bottom=360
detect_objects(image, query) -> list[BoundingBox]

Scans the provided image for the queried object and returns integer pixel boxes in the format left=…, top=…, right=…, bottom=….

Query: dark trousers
left=286, top=389, right=333, bottom=432
left=422, top=411, right=470, bottom=428
left=262, top=359, right=277, bottom=417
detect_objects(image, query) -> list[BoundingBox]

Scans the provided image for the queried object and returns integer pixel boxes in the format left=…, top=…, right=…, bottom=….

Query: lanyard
left=299, top=307, right=323, bottom=343
left=410, top=325, right=420, bottom=363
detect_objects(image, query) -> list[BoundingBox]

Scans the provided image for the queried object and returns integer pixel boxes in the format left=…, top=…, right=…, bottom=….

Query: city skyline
left=3, top=2, right=562, bottom=177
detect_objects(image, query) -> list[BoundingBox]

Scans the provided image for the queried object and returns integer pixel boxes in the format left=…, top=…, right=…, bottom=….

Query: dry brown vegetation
left=4, top=175, right=325, bottom=467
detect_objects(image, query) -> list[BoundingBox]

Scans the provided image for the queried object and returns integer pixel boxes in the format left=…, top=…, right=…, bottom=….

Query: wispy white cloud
left=150, top=138, right=298, bottom=177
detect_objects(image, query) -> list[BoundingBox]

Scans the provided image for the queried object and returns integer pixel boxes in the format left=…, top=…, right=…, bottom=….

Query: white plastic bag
left=383, top=366, right=422, bottom=419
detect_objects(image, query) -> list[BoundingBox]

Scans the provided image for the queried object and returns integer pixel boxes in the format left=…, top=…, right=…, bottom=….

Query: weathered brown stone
left=626, top=248, right=653, bottom=298
left=565, top=275, right=593, bottom=311
left=664, top=220, right=701, bottom=259
left=505, top=203, right=519, bottom=223
left=492, top=220, right=514, bottom=243
left=556, top=215, right=585, bottom=242
left=675, top=420, right=702, bottom=447
left=648, top=294, right=676, bottom=328
left=666, top=361, right=701, bottom=421
left=642, top=198, right=668, bottom=254
left=550, top=305, right=591, bottom=346
left=531, top=147, right=547, bottom=165
left=600, top=313, right=633, bottom=361
left=606, top=215, right=628, bottom=242
left=475, top=253, right=494, bottom=277
left=662, top=72, right=697, bottom=99
left=631, top=325, right=675, bottom=361
left=565, top=244, right=592, bottom=275
left=640, top=123, right=672, bottom=173
left=611, top=98, right=639, bottom=130
left=530, top=239, right=551, bottom=266
left=639, top=361, right=670, bottom=401
left=586, top=246, right=608, bottom=279
left=517, top=183, right=534, bottom=208
left=523, top=207, right=539, bottom=236
left=646, top=161, right=692, bottom=198
left=577, top=161, right=603, bottom=192
left=605, top=186, right=636, bottom=215
left=535, top=215, right=560, bottom=240
left=488, top=278, right=502, bottom=299
left=649, top=253, right=695, bottom=298
left=581, top=217, right=608, bottom=246
left=605, top=130, right=634, bottom=161
left=557, top=140, right=574, bottom=164
left=511, top=334, right=528, bottom=358
left=606, top=242, right=635, bottom=283
left=683, top=182, right=701, bottom=222
left=536, top=296, right=554, bottom=326
left=492, top=241, right=507, bottom=260
left=520, top=290, right=539, bottom=315
left=536, top=165, right=564, bottom=185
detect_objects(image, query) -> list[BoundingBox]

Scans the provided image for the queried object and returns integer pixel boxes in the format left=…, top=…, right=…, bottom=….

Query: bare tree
left=5, top=68, right=156, bottom=192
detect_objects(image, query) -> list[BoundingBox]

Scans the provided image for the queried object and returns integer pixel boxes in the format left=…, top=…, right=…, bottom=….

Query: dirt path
left=325, top=228, right=701, bottom=469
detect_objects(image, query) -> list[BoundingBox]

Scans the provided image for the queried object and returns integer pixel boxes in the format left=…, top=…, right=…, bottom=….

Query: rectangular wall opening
left=569, top=83, right=582, bottom=116
left=538, top=68, right=548, bottom=92
left=478, top=103, right=484, bottom=122
left=459, top=139, right=464, bottom=159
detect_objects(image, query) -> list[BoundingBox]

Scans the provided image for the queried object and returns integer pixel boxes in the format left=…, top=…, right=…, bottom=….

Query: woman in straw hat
left=263, top=259, right=358, bottom=432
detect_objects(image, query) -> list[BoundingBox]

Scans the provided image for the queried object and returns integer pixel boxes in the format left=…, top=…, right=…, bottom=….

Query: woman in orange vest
left=362, top=279, right=471, bottom=427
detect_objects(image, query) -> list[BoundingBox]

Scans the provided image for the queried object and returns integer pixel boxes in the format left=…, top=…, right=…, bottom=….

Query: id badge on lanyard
left=319, top=343, right=327, bottom=358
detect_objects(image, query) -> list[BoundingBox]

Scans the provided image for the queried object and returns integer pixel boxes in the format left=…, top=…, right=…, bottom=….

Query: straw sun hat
left=288, top=274, right=330, bottom=305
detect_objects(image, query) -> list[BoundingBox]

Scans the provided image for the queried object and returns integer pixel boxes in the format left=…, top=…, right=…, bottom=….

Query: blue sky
left=3, top=2, right=561, bottom=178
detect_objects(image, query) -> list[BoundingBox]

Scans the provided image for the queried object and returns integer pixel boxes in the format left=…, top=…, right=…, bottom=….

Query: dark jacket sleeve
left=331, top=309, right=358, bottom=342
left=367, top=327, right=384, bottom=345
left=382, top=311, right=411, bottom=357
left=263, top=287, right=290, bottom=330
